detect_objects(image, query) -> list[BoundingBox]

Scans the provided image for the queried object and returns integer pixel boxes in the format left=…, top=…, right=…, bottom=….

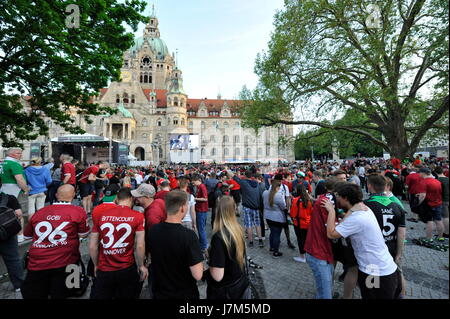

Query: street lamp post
left=109, top=122, right=113, bottom=164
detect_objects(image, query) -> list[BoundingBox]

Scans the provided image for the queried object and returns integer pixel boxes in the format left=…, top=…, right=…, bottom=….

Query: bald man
left=21, top=184, right=90, bottom=299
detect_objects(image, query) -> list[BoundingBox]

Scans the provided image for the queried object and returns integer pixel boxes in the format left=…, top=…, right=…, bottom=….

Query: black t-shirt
left=314, top=180, right=327, bottom=198
left=438, top=176, right=449, bottom=202
left=208, top=231, right=244, bottom=288
left=147, top=222, right=203, bottom=299
left=0, top=193, right=21, bottom=211
left=364, top=195, right=406, bottom=258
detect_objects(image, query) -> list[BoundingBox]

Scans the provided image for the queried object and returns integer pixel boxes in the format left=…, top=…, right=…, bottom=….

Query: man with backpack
left=0, top=177, right=24, bottom=298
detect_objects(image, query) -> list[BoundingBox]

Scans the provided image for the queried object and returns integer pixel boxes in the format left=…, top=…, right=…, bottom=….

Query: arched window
left=201, top=121, right=206, bottom=129
left=223, top=135, right=229, bottom=143
left=188, top=121, right=193, bottom=129
left=234, top=135, right=239, bottom=143
left=131, top=95, right=135, bottom=103
left=181, top=118, right=185, bottom=126
left=200, top=110, right=206, bottom=117
left=211, top=148, right=216, bottom=156
left=143, top=74, right=148, bottom=83
left=123, top=93, right=129, bottom=104
left=142, top=118, right=148, bottom=127
left=201, top=148, right=206, bottom=156
left=224, top=122, right=229, bottom=128
left=235, top=148, right=240, bottom=155
left=246, top=148, right=251, bottom=156
left=174, top=97, right=179, bottom=107
left=173, top=118, right=179, bottom=125
left=224, top=148, right=229, bottom=156
left=157, top=118, right=162, bottom=127
left=168, top=97, right=172, bottom=106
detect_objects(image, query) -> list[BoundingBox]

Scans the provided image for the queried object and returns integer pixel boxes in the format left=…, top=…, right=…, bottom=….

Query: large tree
left=295, top=109, right=384, bottom=160
left=239, top=0, right=449, bottom=160
left=0, top=0, right=147, bottom=147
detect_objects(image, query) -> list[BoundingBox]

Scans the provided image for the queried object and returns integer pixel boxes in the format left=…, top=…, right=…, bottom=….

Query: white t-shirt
left=335, top=208, right=398, bottom=277
left=269, top=183, right=290, bottom=198
left=135, top=174, right=143, bottom=185
left=182, top=194, right=196, bottom=223
left=358, top=166, right=365, bottom=177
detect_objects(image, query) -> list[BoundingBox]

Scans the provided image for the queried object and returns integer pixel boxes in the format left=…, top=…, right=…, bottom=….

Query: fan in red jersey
left=21, top=184, right=90, bottom=299
left=89, top=187, right=147, bottom=299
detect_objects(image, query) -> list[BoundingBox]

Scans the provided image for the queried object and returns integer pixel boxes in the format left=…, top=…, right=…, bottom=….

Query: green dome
left=130, top=36, right=169, bottom=60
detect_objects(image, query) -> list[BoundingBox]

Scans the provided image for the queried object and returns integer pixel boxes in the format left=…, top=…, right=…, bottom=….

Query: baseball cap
left=297, top=171, right=306, bottom=178
left=131, top=183, right=156, bottom=198
left=102, top=184, right=120, bottom=202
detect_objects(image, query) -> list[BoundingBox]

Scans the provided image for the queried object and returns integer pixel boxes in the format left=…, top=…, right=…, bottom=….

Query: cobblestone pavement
left=1, top=200, right=448, bottom=299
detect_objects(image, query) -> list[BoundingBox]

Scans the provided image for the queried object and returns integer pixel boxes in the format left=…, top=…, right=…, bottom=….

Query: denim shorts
left=430, top=205, right=442, bottom=221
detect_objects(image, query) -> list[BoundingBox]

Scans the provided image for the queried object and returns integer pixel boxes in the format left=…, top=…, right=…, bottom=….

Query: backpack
left=0, top=193, right=22, bottom=241
left=208, top=182, right=220, bottom=207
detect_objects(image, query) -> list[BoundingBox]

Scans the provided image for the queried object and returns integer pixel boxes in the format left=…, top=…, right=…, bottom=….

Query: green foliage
left=240, top=0, right=449, bottom=159
left=0, top=0, right=148, bottom=147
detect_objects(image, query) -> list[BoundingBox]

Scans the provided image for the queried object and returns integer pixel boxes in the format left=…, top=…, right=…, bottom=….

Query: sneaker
left=15, top=288, right=22, bottom=299
left=258, top=239, right=264, bottom=248
left=17, top=235, right=24, bottom=243
left=293, top=256, right=306, bottom=263
left=248, top=241, right=254, bottom=248
left=437, top=237, right=445, bottom=242
left=273, top=251, right=283, bottom=258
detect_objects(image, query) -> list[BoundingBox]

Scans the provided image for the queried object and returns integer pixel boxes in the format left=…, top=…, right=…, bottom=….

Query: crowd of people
left=0, top=147, right=448, bottom=299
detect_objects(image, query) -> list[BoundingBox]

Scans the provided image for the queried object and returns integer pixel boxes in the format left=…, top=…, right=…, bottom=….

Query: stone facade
left=1, top=12, right=295, bottom=164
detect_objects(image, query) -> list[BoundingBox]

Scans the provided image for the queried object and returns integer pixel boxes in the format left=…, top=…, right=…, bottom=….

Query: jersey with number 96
left=92, top=206, right=145, bottom=272
left=23, top=204, right=90, bottom=271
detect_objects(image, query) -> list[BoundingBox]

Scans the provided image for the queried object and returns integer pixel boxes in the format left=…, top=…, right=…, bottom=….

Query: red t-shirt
left=92, top=205, right=145, bottom=272
left=422, top=178, right=443, bottom=207
left=195, top=183, right=209, bottom=212
left=391, top=158, right=401, bottom=170
left=144, top=198, right=166, bottom=229
left=61, top=162, right=76, bottom=185
left=79, top=165, right=100, bottom=184
left=304, top=194, right=335, bottom=264
left=23, top=203, right=89, bottom=271
left=226, top=179, right=240, bottom=191
left=405, top=172, right=424, bottom=194
left=154, top=190, right=170, bottom=200
left=169, top=176, right=178, bottom=190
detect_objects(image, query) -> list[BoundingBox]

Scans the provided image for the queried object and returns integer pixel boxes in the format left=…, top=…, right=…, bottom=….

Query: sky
left=129, top=0, right=285, bottom=100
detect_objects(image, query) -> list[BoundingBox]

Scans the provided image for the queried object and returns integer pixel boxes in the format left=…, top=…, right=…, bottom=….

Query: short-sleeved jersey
left=0, top=158, right=25, bottom=184
left=23, top=203, right=89, bottom=271
left=61, top=162, right=76, bottom=185
left=364, top=195, right=406, bottom=258
left=422, top=177, right=443, bottom=207
left=92, top=205, right=145, bottom=271
left=79, top=165, right=100, bottom=184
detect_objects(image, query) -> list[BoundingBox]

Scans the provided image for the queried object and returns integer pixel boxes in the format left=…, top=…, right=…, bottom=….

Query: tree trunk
left=382, top=123, right=412, bottom=160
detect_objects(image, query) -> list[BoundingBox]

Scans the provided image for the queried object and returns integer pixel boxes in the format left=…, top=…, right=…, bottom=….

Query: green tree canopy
left=239, top=0, right=449, bottom=160
left=295, top=109, right=384, bottom=160
left=0, top=0, right=148, bottom=147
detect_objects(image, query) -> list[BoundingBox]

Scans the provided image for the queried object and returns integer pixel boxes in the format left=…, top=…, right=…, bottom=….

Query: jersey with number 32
left=24, top=204, right=90, bottom=271
left=92, top=206, right=145, bottom=271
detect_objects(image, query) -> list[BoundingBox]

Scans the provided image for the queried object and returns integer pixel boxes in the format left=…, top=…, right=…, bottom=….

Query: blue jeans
left=266, top=219, right=283, bottom=252
left=306, top=253, right=334, bottom=299
left=0, top=235, right=24, bottom=289
left=196, top=212, right=208, bottom=251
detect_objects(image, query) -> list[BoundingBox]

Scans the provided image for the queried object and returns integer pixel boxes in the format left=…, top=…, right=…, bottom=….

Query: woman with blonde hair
left=24, top=157, right=52, bottom=219
left=207, top=196, right=248, bottom=299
